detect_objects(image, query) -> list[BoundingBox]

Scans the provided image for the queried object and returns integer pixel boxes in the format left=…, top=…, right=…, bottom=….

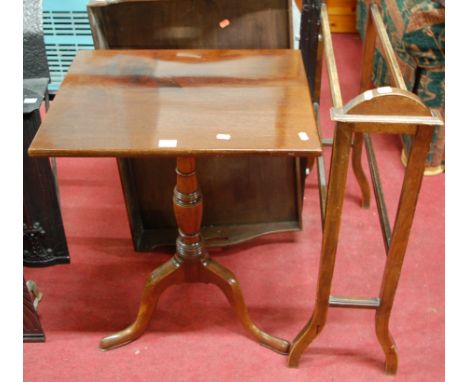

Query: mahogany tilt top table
left=29, top=49, right=321, bottom=354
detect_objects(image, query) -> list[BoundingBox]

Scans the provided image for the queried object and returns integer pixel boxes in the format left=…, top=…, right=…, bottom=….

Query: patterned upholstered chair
left=356, top=0, right=445, bottom=174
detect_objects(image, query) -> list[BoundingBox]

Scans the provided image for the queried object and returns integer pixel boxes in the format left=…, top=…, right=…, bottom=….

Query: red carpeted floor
left=23, top=34, right=444, bottom=381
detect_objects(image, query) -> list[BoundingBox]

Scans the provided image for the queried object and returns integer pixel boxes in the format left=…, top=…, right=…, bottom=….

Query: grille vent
left=42, top=2, right=94, bottom=92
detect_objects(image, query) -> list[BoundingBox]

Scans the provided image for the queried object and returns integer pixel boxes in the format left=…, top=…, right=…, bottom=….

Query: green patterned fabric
left=356, top=0, right=445, bottom=169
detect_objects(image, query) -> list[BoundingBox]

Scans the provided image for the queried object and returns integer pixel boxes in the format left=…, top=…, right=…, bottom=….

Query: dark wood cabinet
left=23, top=79, right=70, bottom=266
left=88, top=0, right=309, bottom=251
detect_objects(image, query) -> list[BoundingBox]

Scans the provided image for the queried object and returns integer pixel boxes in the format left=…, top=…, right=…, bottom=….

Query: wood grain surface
left=29, top=49, right=321, bottom=158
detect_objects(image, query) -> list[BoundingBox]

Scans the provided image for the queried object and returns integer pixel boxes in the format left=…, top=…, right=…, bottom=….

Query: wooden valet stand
left=288, top=2, right=444, bottom=374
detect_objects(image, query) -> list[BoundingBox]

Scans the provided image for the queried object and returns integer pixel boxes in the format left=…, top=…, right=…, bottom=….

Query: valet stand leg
left=375, top=126, right=433, bottom=374
left=288, top=123, right=353, bottom=367
left=100, top=157, right=290, bottom=354
left=351, top=132, right=371, bottom=208
left=349, top=0, right=378, bottom=212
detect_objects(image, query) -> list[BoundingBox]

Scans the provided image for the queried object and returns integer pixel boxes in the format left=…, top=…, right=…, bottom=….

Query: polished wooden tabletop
left=29, top=49, right=321, bottom=157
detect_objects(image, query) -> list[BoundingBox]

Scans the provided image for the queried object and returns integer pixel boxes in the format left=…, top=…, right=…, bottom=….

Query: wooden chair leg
left=352, top=132, right=371, bottom=208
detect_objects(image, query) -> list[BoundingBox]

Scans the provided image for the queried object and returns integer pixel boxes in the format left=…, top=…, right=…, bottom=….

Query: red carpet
left=23, top=34, right=444, bottom=381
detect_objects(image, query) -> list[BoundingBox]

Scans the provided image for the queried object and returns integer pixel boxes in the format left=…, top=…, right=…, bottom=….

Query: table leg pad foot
left=99, top=259, right=183, bottom=350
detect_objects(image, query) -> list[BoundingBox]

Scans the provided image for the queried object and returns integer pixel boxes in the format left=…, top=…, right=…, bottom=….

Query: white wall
left=291, top=0, right=301, bottom=48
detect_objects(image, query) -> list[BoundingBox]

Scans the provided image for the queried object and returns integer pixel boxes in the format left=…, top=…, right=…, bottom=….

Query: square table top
left=29, top=49, right=321, bottom=158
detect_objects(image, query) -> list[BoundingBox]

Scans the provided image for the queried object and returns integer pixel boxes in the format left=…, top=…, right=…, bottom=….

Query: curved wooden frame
left=288, top=2, right=444, bottom=374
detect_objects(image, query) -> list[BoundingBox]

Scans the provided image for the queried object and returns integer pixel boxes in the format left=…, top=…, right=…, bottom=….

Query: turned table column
left=173, top=157, right=206, bottom=271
